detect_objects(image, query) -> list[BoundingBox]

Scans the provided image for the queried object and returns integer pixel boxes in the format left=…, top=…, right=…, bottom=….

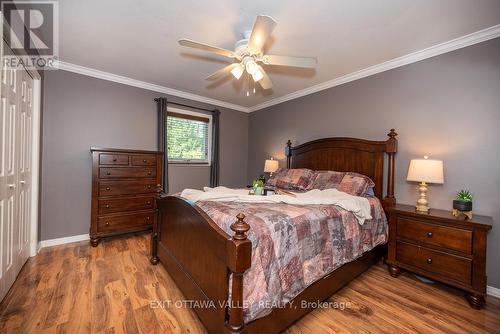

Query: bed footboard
left=151, top=196, right=251, bottom=334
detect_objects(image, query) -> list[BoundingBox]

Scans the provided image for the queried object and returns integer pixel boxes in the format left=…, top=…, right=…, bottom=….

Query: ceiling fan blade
left=262, top=55, right=317, bottom=68
left=256, top=65, right=272, bottom=90
left=178, top=39, right=235, bottom=58
left=248, top=15, right=277, bottom=53
left=206, top=63, right=240, bottom=81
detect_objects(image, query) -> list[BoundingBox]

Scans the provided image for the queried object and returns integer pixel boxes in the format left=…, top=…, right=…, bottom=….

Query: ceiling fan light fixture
left=252, top=69, right=264, bottom=82
left=245, top=59, right=259, bottom=76
left=230, top=64, right=244, bottom=80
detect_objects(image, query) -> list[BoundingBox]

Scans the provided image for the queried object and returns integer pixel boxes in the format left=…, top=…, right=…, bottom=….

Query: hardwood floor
left=1, top=233, right=499, bottom=334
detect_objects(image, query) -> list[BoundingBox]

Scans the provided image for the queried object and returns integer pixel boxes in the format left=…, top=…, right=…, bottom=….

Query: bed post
left=150, top=184, right=163, bottom=265
left=286, top=140, right=292, bottom=168
left=226, top=213, right=252, bottom=333
left=384, top=129, right=398, bottom=208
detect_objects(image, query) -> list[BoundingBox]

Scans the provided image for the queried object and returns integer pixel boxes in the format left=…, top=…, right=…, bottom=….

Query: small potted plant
left=252, top=175, right=266, bottom=196
left=453, top=190, right=473, bottom=212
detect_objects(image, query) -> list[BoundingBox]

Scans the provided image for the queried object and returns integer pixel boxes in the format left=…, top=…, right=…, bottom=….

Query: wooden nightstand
left=386, top=204, right=492, bottom=309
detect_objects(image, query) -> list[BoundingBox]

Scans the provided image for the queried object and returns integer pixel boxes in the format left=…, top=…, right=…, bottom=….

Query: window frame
left=166, top=106, right=212, bottom=166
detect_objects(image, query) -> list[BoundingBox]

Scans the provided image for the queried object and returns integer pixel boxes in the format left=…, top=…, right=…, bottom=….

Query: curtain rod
left=154, top=98, right=218, bottom=113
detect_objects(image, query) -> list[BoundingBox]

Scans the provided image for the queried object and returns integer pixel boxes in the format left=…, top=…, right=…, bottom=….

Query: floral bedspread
left=195, top=197, right=388, bottom=323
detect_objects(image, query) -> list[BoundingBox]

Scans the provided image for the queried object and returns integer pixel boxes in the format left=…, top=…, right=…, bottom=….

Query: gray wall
left=248, top=38, right=500, bottom=288
left=41, top=70, right=248, bottom=240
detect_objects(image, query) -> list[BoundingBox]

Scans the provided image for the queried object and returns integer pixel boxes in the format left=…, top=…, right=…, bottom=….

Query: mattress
left=195, top=196, right=388, bottom=323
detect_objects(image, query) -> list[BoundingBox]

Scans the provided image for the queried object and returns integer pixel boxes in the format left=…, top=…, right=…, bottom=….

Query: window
left=166, top=108, right=212, bottom=164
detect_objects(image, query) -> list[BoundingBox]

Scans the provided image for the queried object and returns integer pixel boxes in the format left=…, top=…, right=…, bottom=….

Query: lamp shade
left=407, top=158, right=444, bottom=184
left=264, top=158, right=279, bottom=173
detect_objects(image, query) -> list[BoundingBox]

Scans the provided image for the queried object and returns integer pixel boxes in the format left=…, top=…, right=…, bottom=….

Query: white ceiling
left=58, top=0, right=500, bottom=109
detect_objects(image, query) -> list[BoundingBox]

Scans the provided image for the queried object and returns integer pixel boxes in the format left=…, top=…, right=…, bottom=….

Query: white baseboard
left=487, top=285, right=500, bottom=298
left=39, top=233, right=90, bottom=250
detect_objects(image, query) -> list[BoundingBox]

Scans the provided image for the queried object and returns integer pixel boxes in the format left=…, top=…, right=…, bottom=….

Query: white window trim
left=166, top=106, right=212, bottom=166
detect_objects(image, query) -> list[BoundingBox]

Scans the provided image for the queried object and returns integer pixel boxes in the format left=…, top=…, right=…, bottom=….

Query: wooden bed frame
left=150, top=129, right=398, bottom=333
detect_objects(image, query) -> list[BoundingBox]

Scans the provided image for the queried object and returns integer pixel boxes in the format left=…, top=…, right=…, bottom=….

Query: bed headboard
left=286, top=129, right=398, bottom=207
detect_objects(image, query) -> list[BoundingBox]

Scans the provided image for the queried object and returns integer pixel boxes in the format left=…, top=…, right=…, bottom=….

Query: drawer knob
left=105, top=222, right=110, bottom=226
left=147, top=172, right=152, bottom=175
left=106, top=204, right=110, bottom=209
left=426, top=258, right=432, bottom=264
left=427, top=232, right=433, bottom=238
left=146, top=201, right=151, bottom=205
left=106, top=187, right=111, bottom=191
left=113, top=158, right=117, bottom=162
left=146, top=217, right=150, bottom=221
left=106, top=172, right=111, bottom=175
left=143, top=159, right=147, bottom=163
left=147, top=185, right=151, bottom=189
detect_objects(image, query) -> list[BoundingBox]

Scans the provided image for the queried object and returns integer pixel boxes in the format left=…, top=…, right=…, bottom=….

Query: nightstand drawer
left=397, top=218, right=472, bottom=254
left=396, top=241, right=472, bottom=285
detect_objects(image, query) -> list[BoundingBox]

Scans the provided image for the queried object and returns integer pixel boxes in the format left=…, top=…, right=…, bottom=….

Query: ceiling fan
left=178, top=15, right=317, bottom=91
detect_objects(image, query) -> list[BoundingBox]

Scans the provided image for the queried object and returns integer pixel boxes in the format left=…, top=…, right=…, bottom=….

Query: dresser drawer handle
left=146, top=201, right=151, bottom=205
left=143, top=159, right=147, bottom=163
left=105, top=204, right=110, bottom=209
left=147, top=185, right=151, bottom=189
left=113, top=158, right=117, bottom=162
left=426, top=258, right=432, bottom=264
left=427, top=232, right=433, bottom=238
left=106, top=172, right=111, bottom=175
left=106, top=187, right=111, bottom=191
left=105, top=222, right=110, bottom=226
left=147, top=171, right=152, bottom=175
left=146, top=217, right=150, bottom=221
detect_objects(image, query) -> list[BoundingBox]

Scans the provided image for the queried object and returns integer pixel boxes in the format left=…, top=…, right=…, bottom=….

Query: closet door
left=0, top=42, right=33, bottom=301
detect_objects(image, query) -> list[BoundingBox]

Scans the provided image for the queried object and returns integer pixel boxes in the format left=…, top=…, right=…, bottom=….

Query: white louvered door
left=0, top=41, right=34, bottom=301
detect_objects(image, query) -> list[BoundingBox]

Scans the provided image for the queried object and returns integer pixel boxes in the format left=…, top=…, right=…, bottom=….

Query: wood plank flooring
left=0, top=233, right=499, bottom=334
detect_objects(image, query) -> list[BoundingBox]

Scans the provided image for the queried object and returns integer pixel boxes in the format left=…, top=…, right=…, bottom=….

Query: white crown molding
left=53, top=61, right=251, bottom=113
left=247, top=24, right=500, bottom=112
left=54, top=24, right=500, bottom=113
left=38, top=233, right=90, bottom=250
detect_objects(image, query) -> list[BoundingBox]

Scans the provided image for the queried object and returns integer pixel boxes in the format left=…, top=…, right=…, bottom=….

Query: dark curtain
left=155, top=97, right=168, bottom=193
left=210, top=109, right=221, bottom=187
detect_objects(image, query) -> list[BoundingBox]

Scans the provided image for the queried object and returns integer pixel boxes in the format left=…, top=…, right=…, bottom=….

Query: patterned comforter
left=195, top=197, right=388, bottom=323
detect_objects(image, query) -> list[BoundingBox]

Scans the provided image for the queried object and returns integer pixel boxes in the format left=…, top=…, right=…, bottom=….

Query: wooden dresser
left=386, top=204, right=492, bottom=309
left=90, top=148, right=163, bottom=246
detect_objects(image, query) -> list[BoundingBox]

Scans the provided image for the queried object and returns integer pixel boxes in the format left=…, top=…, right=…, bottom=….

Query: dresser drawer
left=131, top=155, right=157, bottom=166
left=98, top=196, right=154, bottom=214
left=99, top=167, right=156, bottom=179
left=99, top=153, right=129, bottom=165
left=396, top=241, right=471, bottom=284
left=397, top=218, right=472, bottom=254
left=97, top=211, right=153, bottom=233
left=98, top=180, right=157, bottom=196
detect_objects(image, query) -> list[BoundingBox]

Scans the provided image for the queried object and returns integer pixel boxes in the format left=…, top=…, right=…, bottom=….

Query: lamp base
left=415, top=204, right=430, bottom=213
left=415, top=182, right=430, bottom=213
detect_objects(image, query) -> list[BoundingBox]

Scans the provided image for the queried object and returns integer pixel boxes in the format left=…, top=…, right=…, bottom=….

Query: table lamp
left=264, top=157, right=279, bottom=177
left=407, top=156, right=444, bottom=212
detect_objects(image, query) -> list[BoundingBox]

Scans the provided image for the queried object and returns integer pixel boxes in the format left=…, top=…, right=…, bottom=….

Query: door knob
left=8, top=184, right=16, bottom=188
left=20, top=180, right=26, bottom=185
